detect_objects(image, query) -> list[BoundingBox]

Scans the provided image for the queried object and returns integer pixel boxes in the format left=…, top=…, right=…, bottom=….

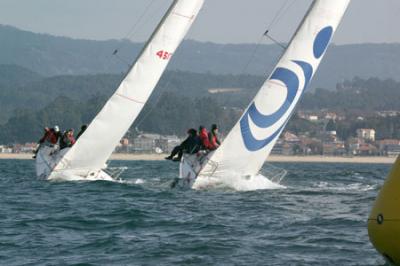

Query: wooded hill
left=1, top=63, right=400, bottom=144
left=1, top=24, right=400, bottom=89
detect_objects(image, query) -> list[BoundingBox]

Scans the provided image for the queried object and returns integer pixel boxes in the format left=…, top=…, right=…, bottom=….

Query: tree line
left=1, top=74, right=400, bottom=144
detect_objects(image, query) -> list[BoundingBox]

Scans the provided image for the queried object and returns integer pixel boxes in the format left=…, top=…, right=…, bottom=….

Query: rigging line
left=239, top=34, right=266, bottom=75
left=124, top=0, right=158, bottom=40
left=240, top=0, right=295, bottom=75
left=266, top=0, right=291, bottom=30
left=134, top=1, right=210, bottom=130
left=270, top=0, right=296, bottom=30
left=263, top=0, right=296, bottom=50
left=112, top=0, right=158, bottom=57
left=264, top=31, right=287, bottom=50
left=111, top=0, right=170, bottom=99
left=113, top=53, right=133, bottom=68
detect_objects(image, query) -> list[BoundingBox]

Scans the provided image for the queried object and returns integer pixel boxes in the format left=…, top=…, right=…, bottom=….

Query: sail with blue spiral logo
left=194, top=0, right=351, bottom=185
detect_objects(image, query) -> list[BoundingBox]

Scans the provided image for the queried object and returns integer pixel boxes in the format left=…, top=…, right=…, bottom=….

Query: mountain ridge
left=1, top=24, right=399, bottom=90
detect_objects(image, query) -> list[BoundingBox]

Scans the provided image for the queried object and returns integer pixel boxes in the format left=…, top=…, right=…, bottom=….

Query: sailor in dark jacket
left=165, top=128, right=200, bottom=162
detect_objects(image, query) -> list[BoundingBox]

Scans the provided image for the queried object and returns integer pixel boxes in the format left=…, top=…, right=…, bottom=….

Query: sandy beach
left=0, top=153, right=396, bottom=164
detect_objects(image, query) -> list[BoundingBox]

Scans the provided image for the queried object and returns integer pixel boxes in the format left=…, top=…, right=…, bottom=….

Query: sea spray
left=193, top=172, right=286, bottom=191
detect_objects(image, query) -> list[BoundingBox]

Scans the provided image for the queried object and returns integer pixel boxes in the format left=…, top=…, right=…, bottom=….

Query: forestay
left=54, top=0, right=204, bottom=174
left=196, top=0, right=351, bottom=184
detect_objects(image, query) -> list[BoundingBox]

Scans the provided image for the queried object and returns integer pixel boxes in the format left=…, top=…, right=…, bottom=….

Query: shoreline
left=0, top=153, right=396, bottom=164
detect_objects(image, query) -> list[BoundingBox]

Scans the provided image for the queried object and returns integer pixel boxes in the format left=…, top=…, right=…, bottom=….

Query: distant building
left=320, top=130, right=338, bottom=143
left=19, top=143, right=37, bottom=153
left=386, top=144, right=400, bottom=157
left=323, top=141, right=346, bottom=156
left=271, top=139, right=284, bottom=155
left=282, top=132, right=300, bottom=143
left=357, top=143, right=379, bottom=156
left=347, top=137, right=364, bottom=155
left=325, top=112, right=337, bottom=120
left=118, top=133, right=181, bottom=154
left=377, top=111, right=400, bottom=118
left=0, top=145, right=12, bottom=154
left=306, top=115, right=319, bottom=122
left=378, top=139, right=400, bottom=157
left=357, top=128, right=376, bottom=142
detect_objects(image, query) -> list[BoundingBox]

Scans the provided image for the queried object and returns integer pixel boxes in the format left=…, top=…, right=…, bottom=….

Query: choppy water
left=0, top=159, right=390, bottom=265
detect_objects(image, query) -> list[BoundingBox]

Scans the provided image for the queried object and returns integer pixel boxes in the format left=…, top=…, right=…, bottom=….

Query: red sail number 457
left=156, top=50, right=172, bottom=60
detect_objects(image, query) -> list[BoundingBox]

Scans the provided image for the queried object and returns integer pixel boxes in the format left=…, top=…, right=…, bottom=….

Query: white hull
left=177, top=153, right=287, bottom=191
left=35, top=146, right=113, bottom=181
left=174, top=152, right=215, bottom=189
left=35, top=146, right=68, bottom=179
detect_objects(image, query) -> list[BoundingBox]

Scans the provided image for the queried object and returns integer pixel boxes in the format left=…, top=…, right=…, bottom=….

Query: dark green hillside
left=1, top=25, right=400, bottom=90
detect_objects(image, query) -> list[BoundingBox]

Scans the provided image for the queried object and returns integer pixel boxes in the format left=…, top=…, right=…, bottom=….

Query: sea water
left=0, top=159, right=389, bottom=265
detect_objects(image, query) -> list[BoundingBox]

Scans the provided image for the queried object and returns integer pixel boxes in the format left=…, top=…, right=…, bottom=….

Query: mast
left=54, top=0, right=204, bottom=174
left=196, top=0, right=351, bottom=184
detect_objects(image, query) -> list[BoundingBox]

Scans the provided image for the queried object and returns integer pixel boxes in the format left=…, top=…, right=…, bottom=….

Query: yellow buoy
left=368, top=155, right=400, bottom=264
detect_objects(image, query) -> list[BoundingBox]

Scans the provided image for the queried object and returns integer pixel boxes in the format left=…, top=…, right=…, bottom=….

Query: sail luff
left=196, top=0, right=351, bottom=183
left=54, top=0, right=204, bottom=174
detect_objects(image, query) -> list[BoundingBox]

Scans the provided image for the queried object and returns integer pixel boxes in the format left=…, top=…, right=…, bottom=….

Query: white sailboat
left=179, top=0, right=351, bottom=189
left=36, top=0, right=204, bottom=180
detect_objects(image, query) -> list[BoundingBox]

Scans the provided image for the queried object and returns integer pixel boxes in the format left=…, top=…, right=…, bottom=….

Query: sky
left=0, top=0, right=399, bottom=45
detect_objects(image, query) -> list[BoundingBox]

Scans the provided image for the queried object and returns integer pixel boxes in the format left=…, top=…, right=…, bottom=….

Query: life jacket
left=60, top=133, right=76, bottom=149
left=208, top=132, right=220, bottom=150
left=199, top=128, right=214, bottom=150
left=68, top=135, right=76, bottom=145
left=64, top=134, right=75, bottom=146
left=40, top=129, right=59, bottom=145
left=49, top=131, right=59, bottom=144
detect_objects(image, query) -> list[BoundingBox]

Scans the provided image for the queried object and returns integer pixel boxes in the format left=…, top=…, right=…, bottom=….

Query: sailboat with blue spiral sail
left=35, top=0, right=204, bottom=180
left=179, top=0, right=351, bottom=189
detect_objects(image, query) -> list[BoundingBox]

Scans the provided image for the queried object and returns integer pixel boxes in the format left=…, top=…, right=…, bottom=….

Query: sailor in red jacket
left=199, top=126, right=218, bottom=151
left=208, top=124, right=220, bottom=150
left=39, top=126, right=61, bottom=145
left=33, top=126, right=61, bottom=158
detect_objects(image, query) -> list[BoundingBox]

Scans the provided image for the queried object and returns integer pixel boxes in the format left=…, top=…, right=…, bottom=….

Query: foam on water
left=48, top=171, right=118, bottom=183
left=134, top=178, right=145, bottom=185
left=314, top=181, right=376, bottom=192
left=47, top=171, right=148, bottom=187
left=0, top=160, right=388, bottom=265
left=194, top=173, right=286, bottom=191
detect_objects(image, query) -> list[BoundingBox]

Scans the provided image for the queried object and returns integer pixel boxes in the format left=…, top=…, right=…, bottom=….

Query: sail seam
left=172, top=12, right=194, bottom=20
left=267, top=79, right=290, bottom=88
left=115, top=93, right=145, bottom=104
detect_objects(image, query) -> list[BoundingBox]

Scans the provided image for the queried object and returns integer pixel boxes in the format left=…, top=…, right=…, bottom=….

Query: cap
left=54, top=126, right=60, bottom=132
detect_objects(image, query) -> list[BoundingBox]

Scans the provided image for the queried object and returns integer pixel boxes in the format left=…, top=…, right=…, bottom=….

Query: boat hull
left=174, top=152, right=213, bottom=189
left=35, top=146, right=68, bottom=179
left=35, top=146, right=113, bottom=181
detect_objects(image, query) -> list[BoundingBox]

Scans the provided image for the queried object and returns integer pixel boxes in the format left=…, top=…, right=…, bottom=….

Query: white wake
left=193, top=173, right=286, bottom=192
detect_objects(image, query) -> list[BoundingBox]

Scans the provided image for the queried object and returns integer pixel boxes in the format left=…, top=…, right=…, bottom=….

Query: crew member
left=199, top=126, right=214, bottom=150
left=208, top=124, right=220, bottom=150
left=165, top=128, right=200, bottom=162
left=76, top=124, right=87, bottom=140
left=33, top=126, right=61, bottom=158
left=60, top=129, right=76, bottom=150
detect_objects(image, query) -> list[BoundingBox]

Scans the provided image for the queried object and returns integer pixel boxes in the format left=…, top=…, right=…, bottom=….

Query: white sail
left=53, top=0, right=204, bottom=176
left=195, top=0, right=351, bottom=185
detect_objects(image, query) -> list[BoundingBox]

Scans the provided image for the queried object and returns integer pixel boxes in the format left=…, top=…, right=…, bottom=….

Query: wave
left=314, top=181, right=377, bottom=192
